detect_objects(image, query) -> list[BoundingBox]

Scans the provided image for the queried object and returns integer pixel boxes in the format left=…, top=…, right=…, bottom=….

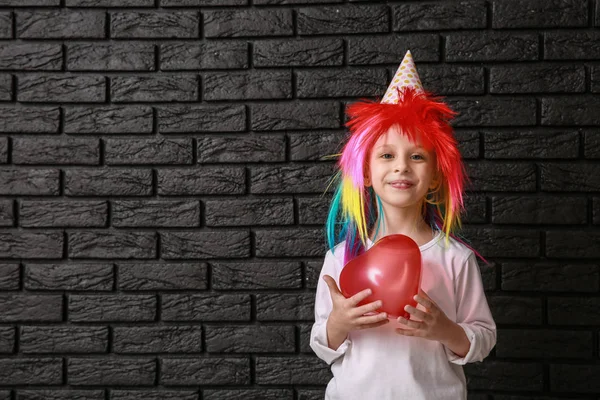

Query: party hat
left=381, top=50, right=423, bottom=104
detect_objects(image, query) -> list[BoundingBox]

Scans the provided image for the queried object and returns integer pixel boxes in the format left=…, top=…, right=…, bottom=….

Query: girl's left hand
left=396, top=289, right=453, bottom=342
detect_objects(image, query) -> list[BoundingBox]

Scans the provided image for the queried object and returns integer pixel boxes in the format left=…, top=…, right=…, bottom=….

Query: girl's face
left=365, top=124, right=438, bottom=209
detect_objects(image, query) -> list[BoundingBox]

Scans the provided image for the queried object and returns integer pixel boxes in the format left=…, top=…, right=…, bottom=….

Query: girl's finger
left=404, top=305, right=430, bottom=321
left=397, top=316, right=422, bottom=329
left=395, top=327, right=418, bottom=336
left=356, top=318, right=390, bottom=330
left=414, top=294, right=434, bottom=310
left=347, top=288, right=373, bottom=307
left=353, top=299, right=383, bottom=316
left=356, top=312, right=389, bottom=326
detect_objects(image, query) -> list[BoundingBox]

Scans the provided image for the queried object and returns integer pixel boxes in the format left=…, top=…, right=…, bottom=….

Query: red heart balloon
left=339, top=234, right=422, bottom=319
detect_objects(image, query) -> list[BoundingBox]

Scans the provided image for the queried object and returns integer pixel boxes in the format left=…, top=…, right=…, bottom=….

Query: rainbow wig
left=324, top=86, right=488, bottom=266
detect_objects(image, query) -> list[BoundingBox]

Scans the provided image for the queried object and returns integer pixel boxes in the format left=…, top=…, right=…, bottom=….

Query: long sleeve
left=445, top=251, right=497, bottom=365
left=309, top=249, right=352, bottom=365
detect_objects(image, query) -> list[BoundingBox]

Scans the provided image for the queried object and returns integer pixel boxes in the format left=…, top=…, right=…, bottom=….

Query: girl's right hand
left=323, top=274, right=389, bottom=337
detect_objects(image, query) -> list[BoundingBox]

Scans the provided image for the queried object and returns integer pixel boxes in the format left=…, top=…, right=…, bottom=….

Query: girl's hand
left=323, top=274, right=390, bottom=335
left=395, top=289, right=453, bottom=342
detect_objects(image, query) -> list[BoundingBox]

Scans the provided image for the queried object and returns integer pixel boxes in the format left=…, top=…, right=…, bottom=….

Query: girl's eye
left=380, top=154, right=425, bottom=160
left=381, top=153, right=393, bottom=159
left=412, top=154, right=425, bottom=160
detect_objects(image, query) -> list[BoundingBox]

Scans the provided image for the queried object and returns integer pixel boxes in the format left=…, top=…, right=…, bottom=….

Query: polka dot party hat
left=381, top=50, right=423, bottom=104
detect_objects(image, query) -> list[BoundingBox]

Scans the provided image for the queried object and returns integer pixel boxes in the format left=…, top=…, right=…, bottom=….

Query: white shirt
left=310, top=230, right=497, bottom=400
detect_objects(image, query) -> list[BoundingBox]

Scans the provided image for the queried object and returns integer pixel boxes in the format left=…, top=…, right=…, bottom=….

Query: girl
left=309, top=50, right=496, bottom=400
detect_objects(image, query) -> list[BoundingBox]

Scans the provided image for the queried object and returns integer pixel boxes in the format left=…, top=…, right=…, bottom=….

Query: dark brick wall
left=0, top=0, right=597, bottom=399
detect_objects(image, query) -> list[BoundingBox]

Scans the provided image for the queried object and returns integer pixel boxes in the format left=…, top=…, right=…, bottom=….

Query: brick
left=17, top=11, right=105, bottom=39
left=297, top=196, right=330, bottom=225
left=0, top=358, right=62, bottom=385
left=118, top=262, right=207, bottom=290
left=20, top=326, right=108, bottom=353
left=69, top=231, right=156, bottom=259
left=204, top=70, right=291, bottom=101
left=24, top=263, right=113, bottom=291
left=592, top=197, right=600, bottom=223
left=548, top=297, right=600, bottom=326
left=64, top=106, right=152, bottom=134
left=0, top=200, right=13, bottom=226
left=297, top=68, right=387, bottom=98
left=446, top=32, right=538, bottom=62
left=113, top=326, right=203, bottom=353
left=542, top=97, right=600, bottom=125
left=205, top=325, right=294, bottom=353
left=550, top=364, right=600, bottom=393
left=257, top=293, right=314, bottom=321
left=541, top=163, right=600, bottom=191
left=298, top=324, right=311, bottom=353
left=490, top=65, right=584, bottom=93
left=0, top=139, right=6, bottom=164
left=0, top=326, right=14, bottom=353
left=298, top=5, right=388, bottom=35
left=484, top=129, right=579, bottom=159
left=297, top=390, right=325, bottom=400
left=162, top=294, right=250, bottom=321
left=0, top=74, right=10, bottom=100
left=204, top=390, right=293, bottom=400
left=289, top=131, right=345, bottom=161
left=346, top=33, right=440, bottom=65
left=69, top=295, right=156, bottom=322
left=496, top=329, right=593, bottom=358
left=251, top=101, right=339, bottom=131
left=0, top=231, right=63, bottom=259
left=461, top=228, right=539, bottom=258
left=198, top=135, right=285, bottom=163
left=462, top=193, right=487, bottom=224
left=205, top=9, right=293, bottom=38
left=111, top=12, right=199, bottom=38
left=112, top=200, right=200, bottom=228
left=17, top=391, right=104, bottom=400
left=545, top=32, right=600, bottom=59
left=105, top=138, right=193, bottom=165
left=393, top=2, right=486, bottom=31
left=0, top=0, right=59, bottom=4
left=492, top=196, right=586, bottom=225
left=583, top=130, right=600, bottom=158
left=65, top=168, right=152, bottom=196
left=13, top=137, right=99, bottom=165
left=456, top=130, right=481, bottom=159
left=157, top=167, right=245, bottom=195
left=68, top=358, right=155, bottom=385
left=20, top=200, right=107, bottom=228
left=487, top=296, right=543, bottom=325
left=254, top=38, right=343, bottom=67
left=0, top=13, right=9, bottom=38
left=0, top=294, right=62, bottom=322
left=464, top=162, right=536, bottom=192
left=250, top=164, right=335, bottom=194
left=111, top=75, right=198, bottom=102
left=18, top=74, right=105, bottom=103
left=67, top=43, right=154, bottom=71
left=255, top=356, right=330, bottom=385
left=68, top=0, right=153, bottom=5
left=305, top=261, right=322, bottom=289
left=0, top=106, right=58, bottom=132
left=449, top=98, right=537, bottom=126
left=160, top=231, right=250, bottom=259
left=464, top=361, right=543, bottom=391
left=111, top=391, right=197, bottom=400
left=0, top=264, right=19, bottom=290
left=211, top=261, right=301, bottom=290
left=503, top=262, right=600, bottom=293
left=160, top=41, right=248, bottom=70
left=418, top=65, right=484, bottom=95
left=205, top=198, right=293, bottom=226
left=547, top=230, right=600, bottom=258
left=158, top=105, right=246, bottom=133
left=493, top=0, right=587, bottom=28
left=255, top=228, right=326, bottom=257
left=0, top=44, right=61, bottom=70
left=160, top=357, right=250, bottom=385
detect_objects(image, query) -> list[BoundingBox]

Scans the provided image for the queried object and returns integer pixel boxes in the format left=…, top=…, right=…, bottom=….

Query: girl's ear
left=364, top=174, right=371, bottom=187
